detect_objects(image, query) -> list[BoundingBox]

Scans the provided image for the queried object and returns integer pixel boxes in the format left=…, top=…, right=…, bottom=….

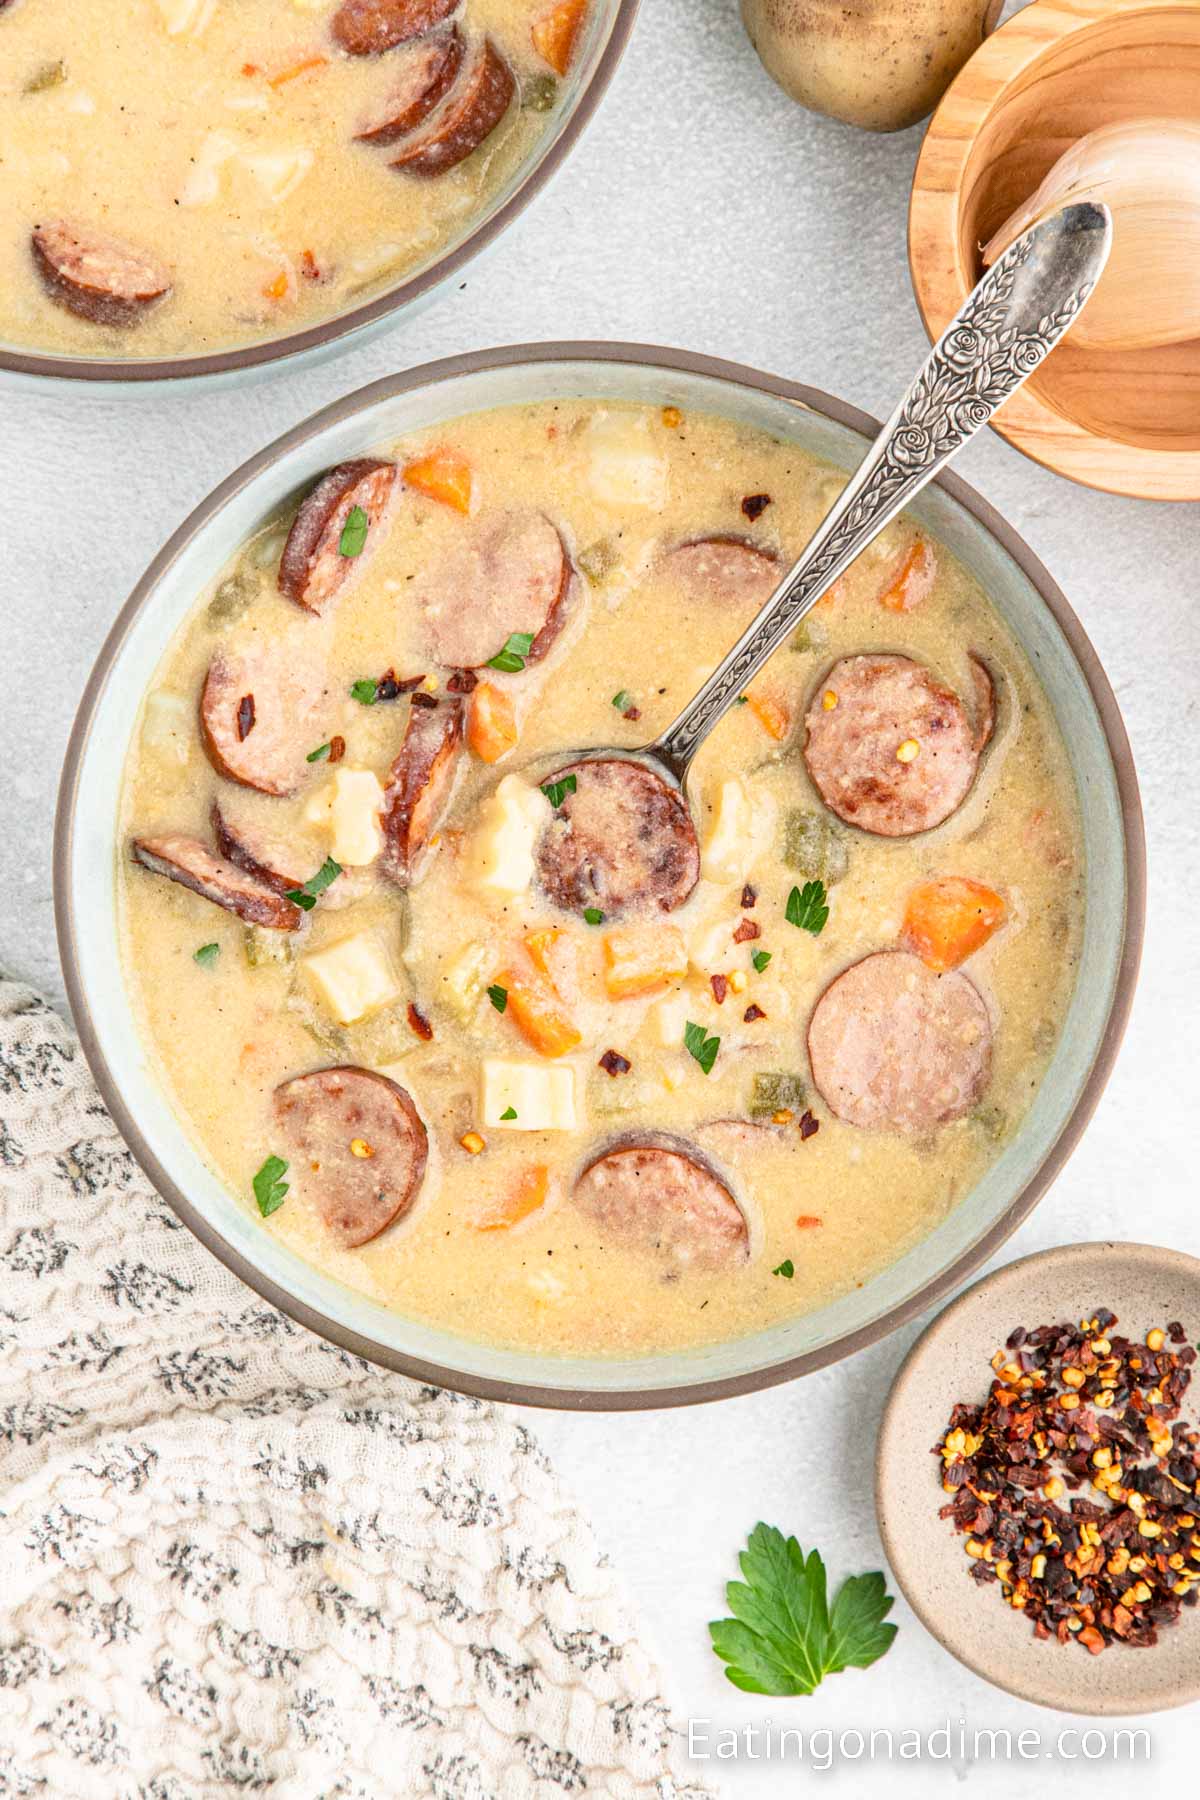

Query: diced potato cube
left=440, top=941, right=489, bottom=1020
left=241, top=146, right=314, bottom=205
left=301, top=927, right=404, bottom=1025
left=586, top=412, right=669, bottom=509
left=702, top=777, right=775, bottom=883
left=305, top=768, right=384, bottom=867
left=651, top=992, right=691, bottom=1049
left=481, top=1059, right=577, bottom=1131
left=472, top=775, right=549, bottom=896
left=603, top=924, right=687, bottom=1000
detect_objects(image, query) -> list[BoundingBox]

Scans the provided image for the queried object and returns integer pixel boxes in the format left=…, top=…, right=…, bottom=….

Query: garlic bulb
left=982, top=119, right=1200, bottom=352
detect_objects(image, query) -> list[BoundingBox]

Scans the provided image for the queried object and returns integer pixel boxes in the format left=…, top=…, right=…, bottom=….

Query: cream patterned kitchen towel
left=0, top=978, right=714, bottom=1800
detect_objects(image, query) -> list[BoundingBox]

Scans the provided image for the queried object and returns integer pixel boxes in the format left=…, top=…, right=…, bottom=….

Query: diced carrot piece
left=468, top=681, right=519, bottom=764
left=476, top=1165, right=550, bottom=1232
left=268, top=53, right=328, bottom=88
left=497, top=968, right=581, bottom=1058
left=523, top=927, right=561, bottom=981
left=242, top=62, right=263, bottom=77
left=531, top=0, right=587, bottom=75
left=403, top=447, right=474, bottom=515
left=603, top=924, right=688, bottom=1000
left=795, top=1214, right=822, bottom=1230
left=902, top=876, right=1006, bottom=972
left=878, top=537, right=936, bottom=613
left=262, top=269, right=291, bottom=302
left=299, top=248, right=321, bottom=282
left=745, top=685, right=790, bottom=742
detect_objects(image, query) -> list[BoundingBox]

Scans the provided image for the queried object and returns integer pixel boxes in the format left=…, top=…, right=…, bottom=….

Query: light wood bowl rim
left=909, top=0, right=1200, bottom=502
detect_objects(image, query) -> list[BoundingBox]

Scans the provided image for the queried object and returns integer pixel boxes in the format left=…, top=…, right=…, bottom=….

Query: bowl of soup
left=0, top=0, right=638, bottom=386
left=55, top=344, right=1145, bottom=1406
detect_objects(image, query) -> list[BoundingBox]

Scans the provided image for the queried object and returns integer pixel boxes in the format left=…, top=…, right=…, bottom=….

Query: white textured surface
left=3, top=0, right=1200, bottom=1788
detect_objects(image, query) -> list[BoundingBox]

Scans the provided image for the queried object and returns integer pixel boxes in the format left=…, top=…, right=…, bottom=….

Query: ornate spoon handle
left=650, top=201, right=1111, bottom=784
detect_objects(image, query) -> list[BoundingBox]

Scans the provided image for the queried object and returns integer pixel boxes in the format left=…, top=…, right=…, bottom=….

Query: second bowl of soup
left=56, top=345, right=1144, bottom=1404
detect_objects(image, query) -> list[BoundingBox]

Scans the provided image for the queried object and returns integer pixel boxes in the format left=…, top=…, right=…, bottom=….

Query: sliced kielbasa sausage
left=211, top=799, right=308, bottom=896
left=420, top=510, right=572, bottom=670
left=535, top=757, right=700, bottom=918
left=807, top=949, right=993, bottom=1133
left=390, top=36, right=514, bottom=178
left=355, top=28, right=464, bottom=143
left=331, top=0, right=459, bottom=55
left=131, top=835, right=302, bottom=930
left=274, top=1066, right=429, bottom=1247
left=803, top=653, right=994, bottom=837
left=31, top=221, right=172, bottom=328
left=574, top=1137, right=749, bottom=1272
left=278, top=458, right=397, bottom=615
left=200, top=641, right=331, bottom=798
left=661, top=536, right=780, bottom=608
left=380, top=695, right=464, bottom=885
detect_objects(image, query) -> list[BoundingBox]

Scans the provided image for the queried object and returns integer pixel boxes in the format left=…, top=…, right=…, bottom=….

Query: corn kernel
left=460, top=1131, right=486, bottom=1155
left=661, top=406, right=683, bottom=429
left=822, top=689, right=838, bottom=711
left=896, top=738, right=920, bottom=763
left=349, top=1137, right=374, bottom=1159
left=728, top=969, right=747, bottom=994
left=772, top=1109, right=793, bottom=1125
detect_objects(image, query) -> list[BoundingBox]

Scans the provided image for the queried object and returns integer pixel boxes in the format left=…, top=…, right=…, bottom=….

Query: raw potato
left=740, top=0, right=1002, bottom=133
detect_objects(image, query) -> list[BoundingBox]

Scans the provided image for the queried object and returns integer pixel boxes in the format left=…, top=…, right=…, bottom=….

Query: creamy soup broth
left=0, top=0, right=576, bottom=361
left=119, top=399, right=1083, bottom=1357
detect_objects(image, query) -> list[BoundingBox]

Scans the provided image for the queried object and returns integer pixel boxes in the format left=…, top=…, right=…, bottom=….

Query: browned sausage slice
left=969, top=653, right=997, bottom=753
left=212, top=800, right=308, bottom=896
left=420, top=510, right=572, bottom=669
left=31, top=221, right=172, bottom=328
left=331, top=0, right=459, bottom=55
left=574, top=1138, right=749, bottom=1272
left=535, top=758, right=700, bottom=918
left=662, top=536, right=780, bottom=608
left=355, top=27, right=464, bottom=143
left=131, top=835, right=302, bottom=931
left=380, top=696, right=464, bottom=884
left=807, top=950, right=992, bottom=1132
left=803, top=653, right=990, bottom=837
left=390, top=36, right=514, bottom=177
left=274, top=1066, right=429, bottom=1247
left=200, top=642, right=331, bottom=798
left=278, top=458, right=397, bottom=615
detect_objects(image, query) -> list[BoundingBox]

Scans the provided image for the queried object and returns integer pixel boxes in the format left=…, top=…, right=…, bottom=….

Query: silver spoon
left=535, top=201, right=1112, bottom=913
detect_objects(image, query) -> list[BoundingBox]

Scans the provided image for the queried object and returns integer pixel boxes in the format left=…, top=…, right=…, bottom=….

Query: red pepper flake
left=710, top=973, right=728, bottom=1005
left=236, top=694, right=255, bottom=741
left=732, top=917, right=761, bottom=944
left=407, top=1002, right=434, bottom=1042
left=798, top=1110, right=820, bottom=1140
left=795, top=1213, right=822, bottom=1229
left=242, top=61, right=262, bottom=76
left=743, top=1003, right=766, bottom=1023
left=410, top=690, right=438, bottom=711
left=741, top=493, right=772, bottom=522
left=446, top=669, right=478, bottom=695
left=373, top=669, right=427, bottom=702
left=740, top=884, right=757, bottom=910
left=299, top=248, right=321, bottom=282
left=598, top=1048, right=631, bottom=1077
left=328, top=734, right=346, bottom=764
left=622, top=705, right=642, bottom=722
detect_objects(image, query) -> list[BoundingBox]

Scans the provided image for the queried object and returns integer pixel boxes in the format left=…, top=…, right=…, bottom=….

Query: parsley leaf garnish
left=541, top=774, right=578, bottom=809
left=253, top=1154, right=289, bottom=1219
left=350, top=677, right=378, bottom=705
left=307, top=742, right=331, bottom=763
left=193, top=942, right=220, bottom=969
left=583, top=907, right=604, bottom=925
left=751, top=949, right=772, bottom=973
left=285, top=856, right=343, bottom=912
left=772, top=1259, right=794, bottom=1279
left=709, top=1523, right=897, bottom=1696
left=487, top=984, right=508, bottom=1013
left=611, top=689, right=632, bottom=711
left=786, top=880, right=829, bottom=936
left=735, top=694, right=749, bottom=705
left=500, top=1106, right=518, bottom=1121
left=339, top=505, right=369, bottom=558
left=488, top=631, right=535, bottom=674
left=684, top=1020, right=720, bottom=1076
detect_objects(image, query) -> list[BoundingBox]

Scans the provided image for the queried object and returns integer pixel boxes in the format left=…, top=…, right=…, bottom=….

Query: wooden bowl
left=910, top=0, right=1200, bottom=500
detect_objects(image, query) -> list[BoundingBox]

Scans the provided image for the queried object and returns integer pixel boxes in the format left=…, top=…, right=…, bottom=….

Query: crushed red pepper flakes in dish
left=743, top=1003, right=766, bottom=1023
left=598, top=1048, right=631, bottom=1077
left=741, top=883, right=757, bottom=909
left=733, top=917, right=761, bottom=944
left=935, top=1311, right=1200, bottom=1652
left=407, top=1002, right=434, bottom=1042
left=798, top=1110, right=820, bottom=1141
left=741, top=493, right=771, bottom=522
left=710, top=973, right=728, bottom=1005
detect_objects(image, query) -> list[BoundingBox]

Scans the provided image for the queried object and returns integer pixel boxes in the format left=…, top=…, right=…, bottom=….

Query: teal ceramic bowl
left=0, top=5, right=638, bottom=392
left=54, top=344, right=1145, bottom=1407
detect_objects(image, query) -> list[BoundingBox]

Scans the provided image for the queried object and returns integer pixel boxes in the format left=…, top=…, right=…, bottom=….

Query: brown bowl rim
left=908, top=0, right=1200, bottom=502
left=53, top=340, right=1147, bottom=1409
left=0, top=2, right=640, bottom=386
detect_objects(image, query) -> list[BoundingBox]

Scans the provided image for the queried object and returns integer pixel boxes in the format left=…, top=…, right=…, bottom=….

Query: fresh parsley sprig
left=253, top=1155, right=289, bottom=1219
left=786, top=880, right=829, bottom=936
left=709, top=1523, right=897, bottom=1696
left=541, top=774, right=577, bottom=809
left=684, top=1020, right=720, bottom=1076
left=285, top=857, right=342, bottom=912
left=339, top=505, right=369, bottom=559
left=488, top=631, right=535, bottom=674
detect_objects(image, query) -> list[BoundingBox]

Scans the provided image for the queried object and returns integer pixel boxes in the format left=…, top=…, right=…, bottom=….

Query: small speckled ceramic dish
left=877, top=1241, right=1200, bottom=1714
